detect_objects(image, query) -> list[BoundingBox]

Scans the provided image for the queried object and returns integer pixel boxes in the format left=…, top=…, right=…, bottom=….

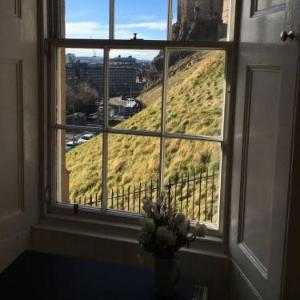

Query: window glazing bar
left=107, top=128, right=223, bottom=143
left=54, top=124, right=224, bottom=143
left=54, top=124, right=103, bottom=132
left=109, top=0, right=115, bottom=40
left=159, top=47, right=169, bottom=196
left=221, top=52, right=229, bottom=140
left=217, top=49, right=235, bottom=236
left=48, top=39, right=233, bottom=50
left=50, top=44, right=59, bottom=207
left=163, top=132, right=223, bottom=143
left=101, top=48, right=110, bottom=212
left=167, top=0, right=173, bottom=40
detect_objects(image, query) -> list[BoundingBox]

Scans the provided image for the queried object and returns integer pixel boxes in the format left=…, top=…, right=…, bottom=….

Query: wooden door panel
left=242, top=0, right=286, bottom=43
left=230, top=0, right=299, bottom=299
left=231, top=47, right=297, bottom=299
left=239, top=65, right=281, bottom=279
left=252, top=0, right=285, bottom=16
left=0, top=61, right=24, bottom=217
left=286, top=0, right=300, bottom=32
left=0, top=0, right=38, bottom=272
left=0, top=0, right=21, bottom=17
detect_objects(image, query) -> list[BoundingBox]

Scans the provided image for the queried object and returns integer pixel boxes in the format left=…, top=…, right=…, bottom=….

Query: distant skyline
left=66, top=49, right=160, bottom=61
left=65, top=0, right=175, bottom=59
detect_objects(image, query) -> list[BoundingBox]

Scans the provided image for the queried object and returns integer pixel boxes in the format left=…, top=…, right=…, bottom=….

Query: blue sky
left=65, top=0, right=176, bottom=59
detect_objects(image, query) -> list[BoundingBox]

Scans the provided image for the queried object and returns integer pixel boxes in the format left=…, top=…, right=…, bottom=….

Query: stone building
left=178, top=0, right=224, bottom=26
left=174, top=0, right=229, bottom=41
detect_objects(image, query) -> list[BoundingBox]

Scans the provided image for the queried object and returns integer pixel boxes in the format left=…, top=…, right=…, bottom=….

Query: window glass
left=172, top=0, right=230, bottom=41
left=64, top=0, right=109, bottom=39
left=55, top=47, right=227, bottom=226
left=107, top=134, right=161, bottom=213
left=164, top=138, right=221, bottom=224
left=63, top=0, right=231, bottom=41
left=115, top=0, right=168, bottom=40
left=54, top=0, right=233, bottom=229
left=166, top=50, right=225, bottom=137
left=57, top=129, right=103, bottom=208
left=59, top=48, right=104, bottom=127
left=108, top=49, right=163, bottom=131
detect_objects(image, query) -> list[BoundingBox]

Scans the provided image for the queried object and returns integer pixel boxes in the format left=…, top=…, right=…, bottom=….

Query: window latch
left=131, top=33, right=143, bottom=41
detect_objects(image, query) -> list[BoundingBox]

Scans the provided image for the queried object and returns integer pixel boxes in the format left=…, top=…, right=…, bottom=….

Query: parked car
left=65, top=140, right=78, bottom=152
left=78, top=133, right=95, bottom=144
left=87, top=113, right=98, bottom=120
left=69, top=112, right=86, bottom=119
left=65, top=145, right=72, bottom=152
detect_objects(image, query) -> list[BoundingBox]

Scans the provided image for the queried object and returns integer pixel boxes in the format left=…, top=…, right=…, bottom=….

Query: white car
left=78, top=133, right=95, bottom=144
left=87, top=113, right=98, bottom=120
left=65, top=140, right=78, bottom=152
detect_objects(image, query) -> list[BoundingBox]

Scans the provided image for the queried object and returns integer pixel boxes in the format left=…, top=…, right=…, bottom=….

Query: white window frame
left=44, top=0, right=237, bottom=240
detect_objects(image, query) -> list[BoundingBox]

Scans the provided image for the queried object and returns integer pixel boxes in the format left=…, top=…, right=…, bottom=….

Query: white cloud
left=116, top=22, right=167, bottom=30
left=66, top=21, right=167, bottom=38
left=65, top=21, right=165, bottom=58
left=121, top=15, right=158, bottom=21
left=137, top=15, right=157, bottom=21
left=66, top=48, right=103, bottom=57
left=66, top=22, right=109, bottom=38
left=66, top=9, right=98, bottom=20
left=66, top=48, right=159, bottom=61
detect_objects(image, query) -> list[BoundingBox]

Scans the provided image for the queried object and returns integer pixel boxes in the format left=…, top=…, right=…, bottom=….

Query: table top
left=0, top=251, right=207, bottom=300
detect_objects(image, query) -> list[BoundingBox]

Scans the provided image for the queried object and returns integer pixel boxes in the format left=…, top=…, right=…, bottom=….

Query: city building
left=65, top=56, right=146, bottom=98
left=109, top=55, right=137, bottom=65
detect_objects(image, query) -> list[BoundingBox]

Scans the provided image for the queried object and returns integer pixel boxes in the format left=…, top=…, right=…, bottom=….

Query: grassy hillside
left=66, top=51, right=225, bottom=221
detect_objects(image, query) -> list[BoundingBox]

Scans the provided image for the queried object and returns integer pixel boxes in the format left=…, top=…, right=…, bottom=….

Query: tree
left=66, top=81, right=99, bottom=114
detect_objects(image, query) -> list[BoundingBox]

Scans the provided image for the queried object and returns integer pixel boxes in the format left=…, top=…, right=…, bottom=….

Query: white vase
left=154, top=257, right=181, bottom=297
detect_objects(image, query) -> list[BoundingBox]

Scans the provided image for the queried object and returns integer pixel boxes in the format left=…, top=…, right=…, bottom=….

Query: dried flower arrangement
left=138, top=194, right=207, bottom=259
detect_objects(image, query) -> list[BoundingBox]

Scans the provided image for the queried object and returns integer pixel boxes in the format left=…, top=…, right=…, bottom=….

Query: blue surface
left=0, top=251, right=194, bottom=299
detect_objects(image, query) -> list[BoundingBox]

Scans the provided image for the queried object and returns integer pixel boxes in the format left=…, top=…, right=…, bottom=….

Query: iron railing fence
left=66, top=169, right=219, bottom=223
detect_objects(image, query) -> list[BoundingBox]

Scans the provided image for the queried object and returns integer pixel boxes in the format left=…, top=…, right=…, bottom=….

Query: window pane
left=107, top=134, right=160, bottom=213
left=115, top=0, right=168, bottom=40
left=108, top=49, right=162, bottom=132
left=56, top=129, right=103, bottom=208
left=166, top=50, right=225, bottom=137
left=59, top=48, right=104, bottom=127
left=172, top=0, right=230, bottom=41
left=63, top=0, right=109, bottom=39
left=164, top=138, right=221, bottom=225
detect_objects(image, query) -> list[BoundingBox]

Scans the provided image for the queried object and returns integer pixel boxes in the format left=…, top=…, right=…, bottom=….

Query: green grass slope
left=66, top=51, right=225, bottom=218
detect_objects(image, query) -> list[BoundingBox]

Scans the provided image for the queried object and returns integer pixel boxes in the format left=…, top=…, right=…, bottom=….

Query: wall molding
left=0, top=0, right=21, bottom=18
left=231, top=259, right=263, bottom=300
left=250, top=0, right=286, bottom=18
left=0, top=60, right=24, bottom=219
left=237, top=64, right=281, bottom=280
left=16, top=60, right=24, bottom=213
left=239, top=242, right=268, bottom=280
left=238, top=64, right=280, bottom=242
